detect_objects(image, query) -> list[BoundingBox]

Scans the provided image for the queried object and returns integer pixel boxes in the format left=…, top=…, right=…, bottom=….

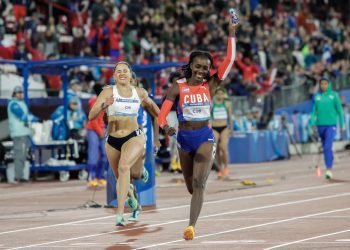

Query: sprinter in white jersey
left=88, top=62, right=160, bottom=226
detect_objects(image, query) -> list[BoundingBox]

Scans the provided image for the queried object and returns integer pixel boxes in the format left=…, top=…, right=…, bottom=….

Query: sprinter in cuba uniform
left=158, top=14, right=238, bottom=240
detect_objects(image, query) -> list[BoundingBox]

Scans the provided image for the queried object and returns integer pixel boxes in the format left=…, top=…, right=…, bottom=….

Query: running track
left=0, top=152, right=349, bottom=249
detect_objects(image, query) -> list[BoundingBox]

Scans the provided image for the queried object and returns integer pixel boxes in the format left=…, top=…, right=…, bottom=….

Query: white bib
left=212, top=106, right=228, bottom=120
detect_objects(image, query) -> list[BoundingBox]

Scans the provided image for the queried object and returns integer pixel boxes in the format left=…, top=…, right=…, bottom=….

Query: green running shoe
left=325, top=170, right=333, bottom=180
left=115, top=214, right=125, bottom=226
left=127, top=184, right=138, bottom=212
left=142, top=168, right=149, bottom=183
left=128, top=208, right=140, bottom=221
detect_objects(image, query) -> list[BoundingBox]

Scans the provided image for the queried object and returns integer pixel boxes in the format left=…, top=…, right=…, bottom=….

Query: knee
left=118, top=164, right=129, bottom=175
left=187, top=185, right=193, bottom=194
left=131, top=169, right=142, bottom=179
left=193, top=178, right=206, bottom=190
left=219, top=145, right=227, bottom=153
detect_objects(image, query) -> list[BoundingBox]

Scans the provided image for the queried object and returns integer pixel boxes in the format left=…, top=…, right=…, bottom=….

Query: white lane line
left=198, top=192, right=350, bottom=221
left=70, top=214, right=350, bottom=226
left=0, top=183, right=339, bottom=236
left=202, top=240, right=266, bottom=244
left=336, top=239, right=350, bottom=242
left=71, top=242, right=129, bottom=246
left=0, top=215, right=114, bottom=236
left=7, top=192, right=350, bottom=250
left=0, top=186, right=87, bottom=199
left=135, top=207, right=350, bottom=250
left=17, top=241, right=350, bottom=248
left=264, top=229, right=350, bottom=250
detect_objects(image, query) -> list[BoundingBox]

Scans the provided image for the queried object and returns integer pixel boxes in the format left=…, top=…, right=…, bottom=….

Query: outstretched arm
left=217, top=36, right=236, bottom=80
left=158, top=83, right=179, bottom=135
left=209, top=15, right=237, bottom=93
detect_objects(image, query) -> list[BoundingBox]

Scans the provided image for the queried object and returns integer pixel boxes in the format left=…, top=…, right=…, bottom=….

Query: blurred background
left=0, top=0, right=349, bottom=183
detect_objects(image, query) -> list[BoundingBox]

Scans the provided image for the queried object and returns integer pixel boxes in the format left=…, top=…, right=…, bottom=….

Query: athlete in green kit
left=211, top=87, right=233, bottom=178
left=310, top=78, right=345, bottom=179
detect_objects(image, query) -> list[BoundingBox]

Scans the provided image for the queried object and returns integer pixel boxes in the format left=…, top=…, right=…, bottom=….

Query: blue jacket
left=7, top=98, right=38, bottom=138
left=50, top=105, right=86, bottom=140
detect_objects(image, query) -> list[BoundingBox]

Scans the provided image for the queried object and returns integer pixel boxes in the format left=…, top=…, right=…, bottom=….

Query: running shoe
left=115, top=214, right=125, bottom=226
left=183, top=226, right=195, bottom=240
left=97, top=179, right=107, bottom=186
left=171, top=159, right=182, bottom=172
left=87, top=179, right=99, bottom=187
left=217, top=171, right=223, bottom=178
left=223, top=167, right=229, bottom=177
left=128, top=208, right=140, bottom=221
left=142, top=168, right=149, bottom=183
left=127, top=184, right=138, bottom=211
left=325, top=170, right=333, bottom=180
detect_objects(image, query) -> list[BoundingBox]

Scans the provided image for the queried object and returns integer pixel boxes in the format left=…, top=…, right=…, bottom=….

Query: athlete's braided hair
left=180, top=50, right=213, bottom=80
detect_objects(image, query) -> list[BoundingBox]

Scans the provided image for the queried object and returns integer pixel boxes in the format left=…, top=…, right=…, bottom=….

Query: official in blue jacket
left=7, top=86, right=39, bottom=183
left=50, top=96, right=87, bottom=140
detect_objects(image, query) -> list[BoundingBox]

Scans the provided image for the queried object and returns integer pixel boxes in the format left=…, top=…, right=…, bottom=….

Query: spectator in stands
left=86, top=84, right=107, bottom=187
left=72, top=26, right=88, bottom=56
left=29, top=42, right=46, bottom=61
left=251, top=107, right=261, bottom=129
left=235, top=53, right=260, bottom=85
left=0, top=0, right=349, bottom=102
left=0, top=18, right=5, bottom=40
left=108, top=12, right=126, bottom=60
left=245, top=110, right=257, bottom=131
left=57, top=15, right=73, bottom=56
left=233, top=110, right=247, bottom=132
left=50, top=96, right=87, bottom=141
left=12, top=0, right=27, bottom=22
left=13, top=38, right=28, bottom=61
left=7, top=85, right=39, bottom=183
left=310, top=78, right=344, bottom=180
left=43, top=30, right=59, bottom=57
left=43, top=54, right=61, bottom=97
left=67, top=79, right=82, bottom=110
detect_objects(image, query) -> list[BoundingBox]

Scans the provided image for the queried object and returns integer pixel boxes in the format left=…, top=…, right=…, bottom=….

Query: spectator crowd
left=0, top=0, right=349, bottom=98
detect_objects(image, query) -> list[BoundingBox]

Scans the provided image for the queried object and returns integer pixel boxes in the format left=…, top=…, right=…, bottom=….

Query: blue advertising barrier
left=229, top=130, right=289, bottom=163
left=106, top=112, right=156, bottom=207
left=275, top=89, right=350, bottom=116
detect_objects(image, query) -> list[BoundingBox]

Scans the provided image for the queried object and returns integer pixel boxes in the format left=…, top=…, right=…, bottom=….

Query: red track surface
left=0, top=152, right=350, bottom=250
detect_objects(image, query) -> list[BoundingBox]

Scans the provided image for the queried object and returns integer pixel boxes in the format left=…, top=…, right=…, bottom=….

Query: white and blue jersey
left=107, top=86, right=141, bottom=117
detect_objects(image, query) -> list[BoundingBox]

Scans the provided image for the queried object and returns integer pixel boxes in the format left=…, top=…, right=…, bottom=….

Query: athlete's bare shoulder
left=166, top=78, right=184, bottom=101
left=99, top=85, right=113, bottom=96
left=135, top=86, right=149, bottom=102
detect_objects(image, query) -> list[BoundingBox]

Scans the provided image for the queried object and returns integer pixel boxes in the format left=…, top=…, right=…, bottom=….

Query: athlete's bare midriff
left=211, top=119, right=228, bottom=127
left=107, top=116, right=139, bottom=138
left=178, top=120, right=209, bottom=130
